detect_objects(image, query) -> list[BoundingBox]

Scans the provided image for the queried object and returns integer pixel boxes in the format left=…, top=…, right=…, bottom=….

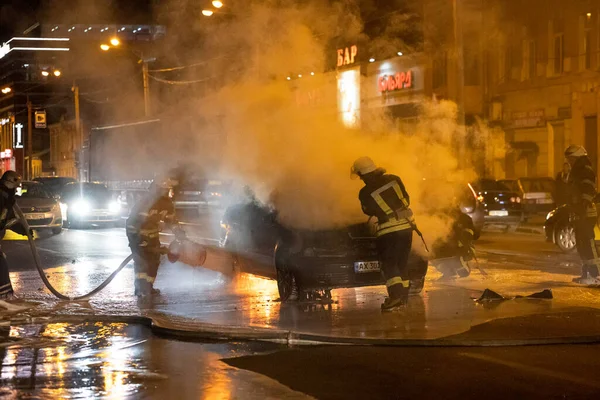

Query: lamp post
left=100, top=38, right=151, bottom=116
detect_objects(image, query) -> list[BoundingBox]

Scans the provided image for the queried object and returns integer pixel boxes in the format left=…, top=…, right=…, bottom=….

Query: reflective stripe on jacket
left=358, top=172, right=414, bottom=236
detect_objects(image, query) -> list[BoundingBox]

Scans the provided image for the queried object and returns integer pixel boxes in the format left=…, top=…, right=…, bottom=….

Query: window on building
left=433, top=51, right=447, bottom=89
left=464, top=45, right=480, bottom=85
left=554, top=34, right=564, bottom=74
left=584, top=29, right=592, bottom=70
left=528, top=40, right=537, bottom=79
left=505, top=45, right=513, bottom=81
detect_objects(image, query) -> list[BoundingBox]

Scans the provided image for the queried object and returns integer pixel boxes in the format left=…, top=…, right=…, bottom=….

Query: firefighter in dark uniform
left=126, top=177, right=186, bottom=296
left=431, top=208, right=475, bottom=280
left=352, top=157, right=415, bottom=311
left=564, top=145, right=600, bottom=284
left=0, top=171, right=29, bottom=299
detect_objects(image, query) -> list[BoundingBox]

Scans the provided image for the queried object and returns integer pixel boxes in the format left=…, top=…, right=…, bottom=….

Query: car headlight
left=546, top=210, right=556, bottom=220
left=72, top=200, right=91, bottom=215
left=109, top=201, right=121, bottom=213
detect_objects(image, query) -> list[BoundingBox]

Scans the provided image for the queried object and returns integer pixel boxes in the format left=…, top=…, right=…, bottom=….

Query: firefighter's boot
left=381, top=282, right=409, bottom=311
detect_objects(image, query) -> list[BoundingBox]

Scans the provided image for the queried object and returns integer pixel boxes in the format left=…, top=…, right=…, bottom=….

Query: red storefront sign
left=378, top=70, right=413, bottom=93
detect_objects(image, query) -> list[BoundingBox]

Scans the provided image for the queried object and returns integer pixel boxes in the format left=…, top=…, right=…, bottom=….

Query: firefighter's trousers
left=430, top=256, right=471, bottom=279
left=376, top=230, right=413, bottom=301
left=0, top=250, right=13, bottom=298
left=575, top=217, right=600, bottom=278
left=131, top=247, right=161, bottom=295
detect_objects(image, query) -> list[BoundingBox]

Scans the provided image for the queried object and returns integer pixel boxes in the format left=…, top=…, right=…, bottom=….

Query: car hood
left=16, top=197, right=57, bottom=209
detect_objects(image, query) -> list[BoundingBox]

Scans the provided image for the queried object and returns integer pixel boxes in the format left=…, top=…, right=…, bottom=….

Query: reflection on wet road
left=0, top=322, right=308, bottom=399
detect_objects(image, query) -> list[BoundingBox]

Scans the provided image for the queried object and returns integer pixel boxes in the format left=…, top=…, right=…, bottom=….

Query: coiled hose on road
left=13, top=204, right=133, bottom=301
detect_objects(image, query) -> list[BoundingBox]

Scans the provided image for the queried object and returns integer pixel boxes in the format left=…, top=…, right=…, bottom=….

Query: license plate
left=25, top=213, right=46, bottom=220
left=537, top=199, right=554, bottom=204
left=489, top=210, right=509, bottom=217
left=354, top=261, right=380, bottom=274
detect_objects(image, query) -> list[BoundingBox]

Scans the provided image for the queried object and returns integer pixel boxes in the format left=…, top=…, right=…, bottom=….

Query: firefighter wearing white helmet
left=126, top=174, right=186, bottom=296
left=0, top=171, right=29, bottom=299
left=564, top=145, right=600, bottom=284
left=352, top=157, right=416, bottom=311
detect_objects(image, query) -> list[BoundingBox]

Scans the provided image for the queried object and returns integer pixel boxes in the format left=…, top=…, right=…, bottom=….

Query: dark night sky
left=0, top=0, right=154, bottom=41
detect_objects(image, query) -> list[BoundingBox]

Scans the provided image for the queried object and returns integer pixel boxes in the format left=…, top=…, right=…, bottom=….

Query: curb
left=6, top=313, right=600, bottom=348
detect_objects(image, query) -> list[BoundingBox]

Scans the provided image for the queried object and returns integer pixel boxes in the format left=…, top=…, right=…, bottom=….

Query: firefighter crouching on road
left=0, top=171, right=30, bottom=299
left=430, top=208, right=475, bottom=280
left=352, top=157, right=415, bottom=311
left=564, top=145, right=600, bottom=285
left=126, top=177, right=186, bottom=296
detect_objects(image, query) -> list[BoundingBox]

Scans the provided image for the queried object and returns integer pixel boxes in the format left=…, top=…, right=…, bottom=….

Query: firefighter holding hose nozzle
left=126, top=176, right=186, bottom=296
left=352, top=157, right=416, bottom=311
left=0, top=171, right=30, bottom=300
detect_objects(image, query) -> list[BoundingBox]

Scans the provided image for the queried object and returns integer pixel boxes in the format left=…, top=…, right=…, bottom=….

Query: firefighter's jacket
left=432, top=209, right=475, bottom=261
left=0, top=188, right=27, bottom=236
left=568, top=156, right=598, bottom=218
left=126, top=193, right=180, bottom=250
left=359, top=171, right=414, bottom=237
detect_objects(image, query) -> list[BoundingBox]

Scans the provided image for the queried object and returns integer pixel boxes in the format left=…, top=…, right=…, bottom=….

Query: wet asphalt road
left=2, top=320, right=600, bottom=399
left=1, top=213, right=598, bottom=399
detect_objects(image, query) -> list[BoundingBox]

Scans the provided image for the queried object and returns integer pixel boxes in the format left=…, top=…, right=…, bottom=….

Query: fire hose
left=13, top=203, right=134, bottom=301
left=11, top=204, right=206, bottom=301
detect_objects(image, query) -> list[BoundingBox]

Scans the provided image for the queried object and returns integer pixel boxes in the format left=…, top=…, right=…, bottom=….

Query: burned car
left=219, top=201, right=428, bottom=301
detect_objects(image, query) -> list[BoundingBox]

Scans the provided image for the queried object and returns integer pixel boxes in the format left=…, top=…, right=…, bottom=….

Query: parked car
left=516, top=177, right=556, bottom=214
left=544, top=195, right=600, bottom=252
left=220, top=201, right=429, bottom=301
left=59, top=182, right=121, bottom=228
left=498, top=179, right=519, bottom=193
left=33, top=176, right=77, bottom=196
left=16, top=181, right=63, bottom=235
left=173, top=177, right=206, bottom=211
left=470, top=179, right=523, bottom=222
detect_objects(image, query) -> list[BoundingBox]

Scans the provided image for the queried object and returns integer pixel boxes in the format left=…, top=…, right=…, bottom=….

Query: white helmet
left=351, top=157, right=378, bottom=177
left=564, top=145, right=587, bottom=158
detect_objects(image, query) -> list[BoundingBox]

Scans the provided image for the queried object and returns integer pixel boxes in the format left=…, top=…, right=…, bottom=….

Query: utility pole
left=27, top=97, right=33, bottom=180
left=72, top=82, right=84, bottom=180
left=142, top=59, right=150, bottom=117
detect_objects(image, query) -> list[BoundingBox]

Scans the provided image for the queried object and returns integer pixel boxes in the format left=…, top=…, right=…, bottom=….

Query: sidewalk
left=3, top=250, right=600, bottom=345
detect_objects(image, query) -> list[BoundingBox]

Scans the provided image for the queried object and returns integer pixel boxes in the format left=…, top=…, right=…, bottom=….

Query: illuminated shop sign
left=337, top=67, right=360, bottom=128
left=378, top=70, right=413, bottom=93
left=1, top=149, right=12, bottom=159
left=14, top=123, right=23, bottom=148
left=337, top=45, right=358, bottom=67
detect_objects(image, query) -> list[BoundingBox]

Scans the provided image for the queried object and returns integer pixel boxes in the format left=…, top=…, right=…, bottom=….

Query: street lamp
left=1, top=87, right=11, bottom=94
left=212, top=1, right=223, bottom=8
left=202, top=9, right=214, bottom=16
left=100, top=43, right=152, bottom=116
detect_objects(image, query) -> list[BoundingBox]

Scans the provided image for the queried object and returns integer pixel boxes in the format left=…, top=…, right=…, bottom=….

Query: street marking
left=459, top=352, right=600, bottom=389
left=10, top=243, right=62, bottom=255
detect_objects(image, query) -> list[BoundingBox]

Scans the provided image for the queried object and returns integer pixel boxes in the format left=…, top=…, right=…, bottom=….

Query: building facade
left=485, top=0, right=600, bottom=179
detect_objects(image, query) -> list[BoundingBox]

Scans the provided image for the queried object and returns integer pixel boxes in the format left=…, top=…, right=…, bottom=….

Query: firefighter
left=126, top=176, right=186, bottom=296
left=352, top=157, right=415, bottom=311
left=430, top=208, right=475, bottom=280
left=0, top=171, right=29, bottom=299
left=564, top=145, right=600, bottom=284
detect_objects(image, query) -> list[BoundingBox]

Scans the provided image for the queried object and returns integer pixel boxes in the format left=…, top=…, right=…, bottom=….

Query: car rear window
left=475, top=180, right=512, bottom=192
left=519, top=179, right=556, bottom=193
